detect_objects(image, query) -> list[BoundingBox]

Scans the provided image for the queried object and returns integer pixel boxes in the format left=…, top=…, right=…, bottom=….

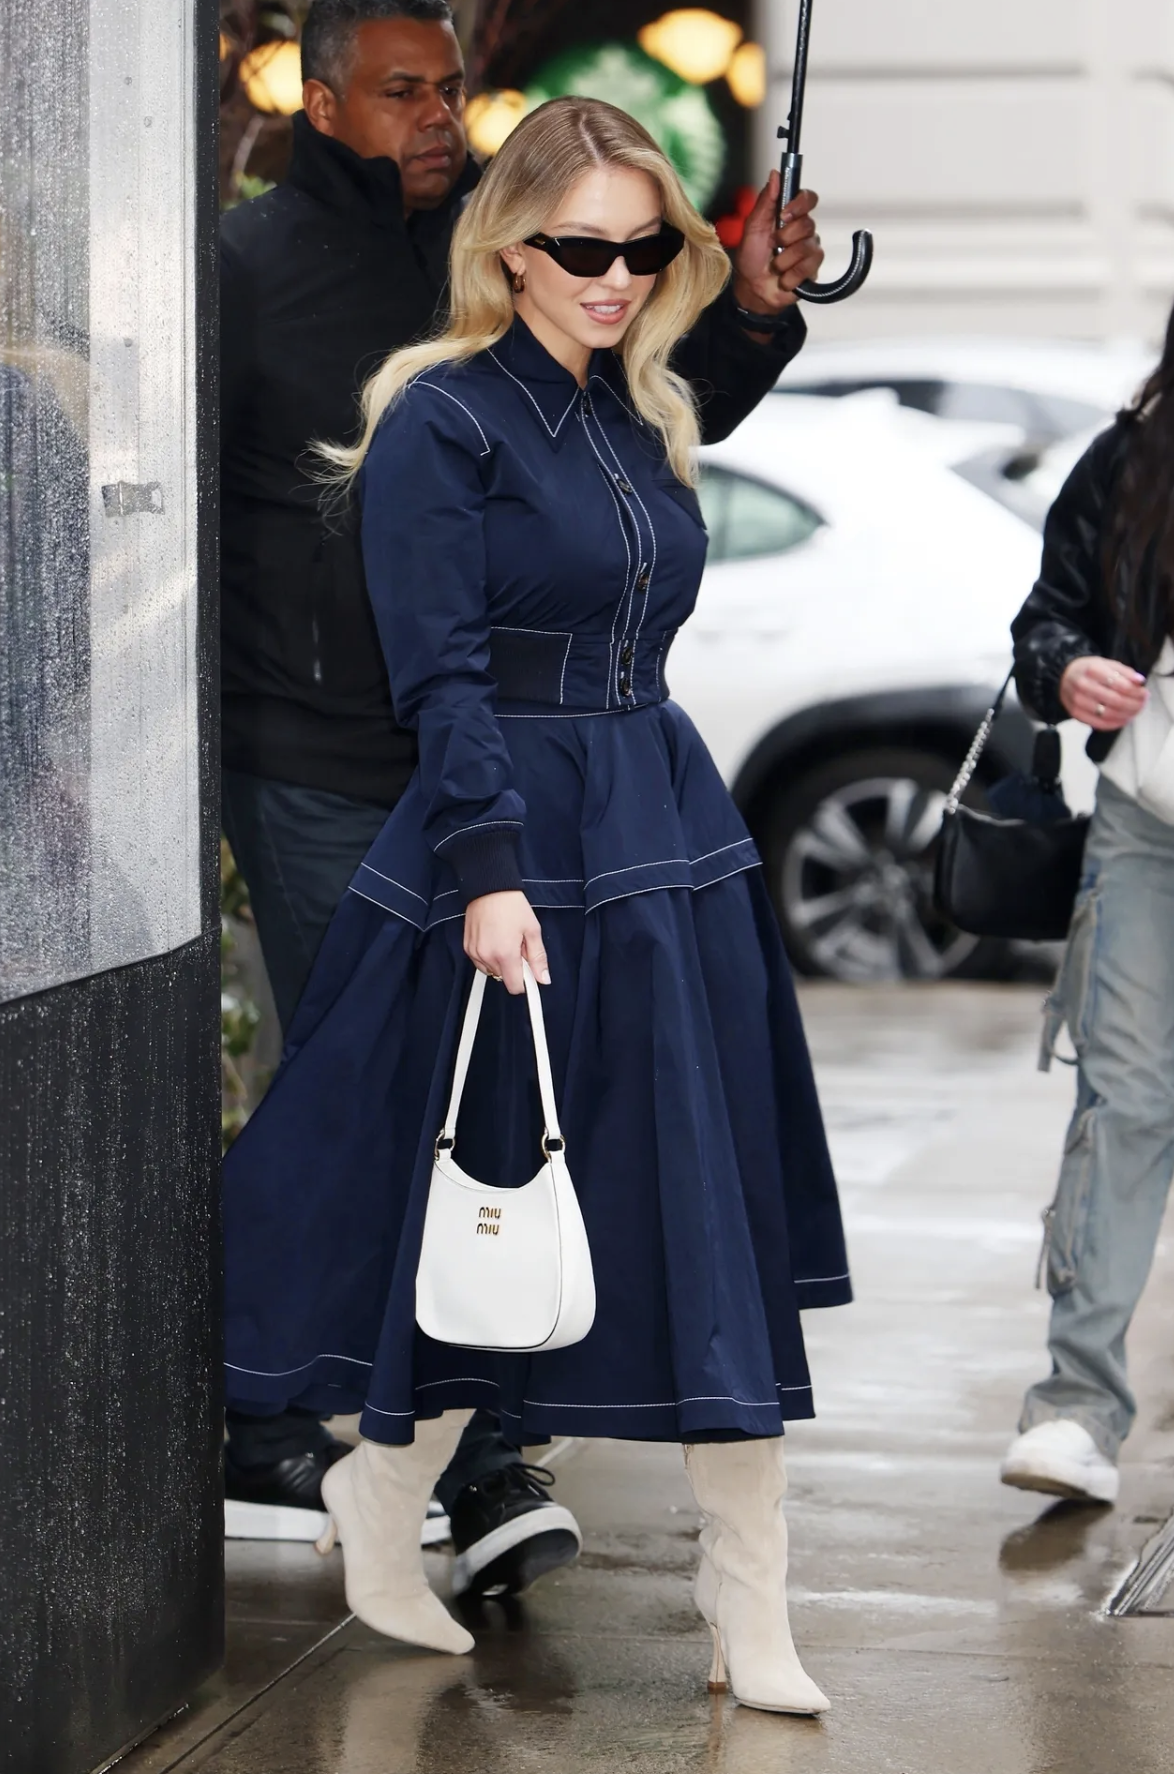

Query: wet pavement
left=125, top=986, right=1174, bottom=1774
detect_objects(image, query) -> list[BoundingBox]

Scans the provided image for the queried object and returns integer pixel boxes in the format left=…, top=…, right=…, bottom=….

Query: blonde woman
left=224, top=97, right=850, bottom=1717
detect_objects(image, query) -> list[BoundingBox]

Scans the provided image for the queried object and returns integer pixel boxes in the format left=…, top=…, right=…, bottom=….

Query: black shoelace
left=478, top=1461, right=557, bottom=1503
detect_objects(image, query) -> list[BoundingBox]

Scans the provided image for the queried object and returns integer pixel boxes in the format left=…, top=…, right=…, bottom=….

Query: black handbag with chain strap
left=933, top=672, right=1091, bottom=942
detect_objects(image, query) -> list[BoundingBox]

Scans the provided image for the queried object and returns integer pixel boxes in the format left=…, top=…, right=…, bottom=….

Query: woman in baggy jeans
left=1003, top=304, right=1174, bottom=1504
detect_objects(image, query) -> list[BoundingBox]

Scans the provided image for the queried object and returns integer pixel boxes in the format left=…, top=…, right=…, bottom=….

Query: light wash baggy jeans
left=1022, top=774, right=1174, bottom=1460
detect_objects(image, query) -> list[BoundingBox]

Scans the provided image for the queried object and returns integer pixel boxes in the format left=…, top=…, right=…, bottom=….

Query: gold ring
left=1096, top=702, right=1106, bottom=717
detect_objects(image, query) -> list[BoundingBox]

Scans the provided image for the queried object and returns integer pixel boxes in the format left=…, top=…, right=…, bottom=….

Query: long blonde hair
left=321, top=96, right=732, bottom=487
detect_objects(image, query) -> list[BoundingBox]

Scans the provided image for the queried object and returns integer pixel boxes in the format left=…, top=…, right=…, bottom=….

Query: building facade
left=755, top=0, right=1174, bottom=340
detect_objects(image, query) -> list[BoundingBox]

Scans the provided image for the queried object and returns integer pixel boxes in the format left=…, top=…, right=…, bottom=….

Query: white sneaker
left=1000, top=1419, right=1119, bottom=1504
left=224, top=1494, right=451, bottom=1546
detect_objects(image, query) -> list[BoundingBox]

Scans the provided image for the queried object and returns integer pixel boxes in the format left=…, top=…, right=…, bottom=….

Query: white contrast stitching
left=585, top=841, right=751, bottom=886
left=487, top=349, right=579, bottom=436
left=347, top=885, right=424, bottom=928
left=434, top=820, right=523, bottom=851
left=225, top=1355, right=373, bottom=1375
left=578, top=406, right=633, bottom=705
left=359, top=863, right=427, bottom=902
left=230, top=1366, right=814, bottom=1415
left=355, top=859, right=758, bottom=928
left=490, top=624, right=572, bottom=639
left=583, top=409, right=641, bottom=688
left=404, top=1377, right=811, bottom=1410
left=496, top=695, right=672, bottom=718
left=413, top=380, right=492, bottom=457
left=795, top=1273, right=851, bottom=1285
left=559, top=632, right=573, bottom=706
left=587, top=860, right=758, bottom=912
left=594, top=414, right=658, bottom=659
left=415, top=1377, right=496, bottom=1389
left=588, top=371, right=643, bottom=427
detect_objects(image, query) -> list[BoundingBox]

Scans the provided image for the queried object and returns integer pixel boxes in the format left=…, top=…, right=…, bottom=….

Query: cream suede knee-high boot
left=684, top=1438, right=829, bottom=1715
left=317, top=1410, right=475, bottom=1654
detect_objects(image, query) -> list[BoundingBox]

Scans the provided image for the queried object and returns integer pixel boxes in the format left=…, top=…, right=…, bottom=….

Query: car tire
left=757, top=746, right=1013, bottom=983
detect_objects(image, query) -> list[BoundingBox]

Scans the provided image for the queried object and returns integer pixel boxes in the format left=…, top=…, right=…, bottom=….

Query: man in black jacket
left=221, top=0, right=826, bottom=1594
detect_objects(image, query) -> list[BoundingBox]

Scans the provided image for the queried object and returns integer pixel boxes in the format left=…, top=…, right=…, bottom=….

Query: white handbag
left=415, top=962, right=596, bottom=1353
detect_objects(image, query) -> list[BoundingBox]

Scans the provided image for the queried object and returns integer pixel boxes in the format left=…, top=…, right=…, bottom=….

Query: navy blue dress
left=224, top=317, right=850, bottom=1446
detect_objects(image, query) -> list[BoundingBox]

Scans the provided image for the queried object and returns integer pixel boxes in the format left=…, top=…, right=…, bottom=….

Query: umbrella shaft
left=788, top=0, right=814, bottom=155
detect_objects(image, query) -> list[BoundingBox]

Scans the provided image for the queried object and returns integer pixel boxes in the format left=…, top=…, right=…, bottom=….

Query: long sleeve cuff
left=440, top=825, right=525, bottom=906
left=1013, top=635, right=1091, bottom=726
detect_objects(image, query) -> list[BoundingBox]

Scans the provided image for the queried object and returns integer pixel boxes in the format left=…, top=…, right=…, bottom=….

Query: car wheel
left=759, top=747, right=1007, bottom=983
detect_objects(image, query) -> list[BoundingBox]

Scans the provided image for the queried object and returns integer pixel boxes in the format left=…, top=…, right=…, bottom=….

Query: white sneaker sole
left=452, top=1504, right=582, bottom=1596
left=1000, top=1455, right=1118, bottom=1505
left=224, top=1498, right=452, bottom=1545
left=225, top=1499, right=328, bottom=1541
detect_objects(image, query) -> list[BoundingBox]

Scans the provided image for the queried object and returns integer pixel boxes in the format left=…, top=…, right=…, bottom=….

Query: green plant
left=222, top=172, right=276, bottom=210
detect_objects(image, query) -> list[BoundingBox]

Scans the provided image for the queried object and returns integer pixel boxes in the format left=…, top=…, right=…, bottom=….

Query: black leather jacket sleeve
left=1010, top=420, right=1129, bottom=726
left=671, top=281, right=807, bottom=445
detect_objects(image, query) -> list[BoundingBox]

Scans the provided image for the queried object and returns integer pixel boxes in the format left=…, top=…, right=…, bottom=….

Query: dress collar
left=486, top=317, right=628, bottom=449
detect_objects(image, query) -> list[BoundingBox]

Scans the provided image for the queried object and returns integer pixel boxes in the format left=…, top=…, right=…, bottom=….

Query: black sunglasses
left=523, top=225, right=685, bottom=279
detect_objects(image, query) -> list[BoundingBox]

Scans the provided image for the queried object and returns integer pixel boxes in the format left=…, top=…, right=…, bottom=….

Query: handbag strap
left=438, top=962, right=564, bottom=1153
left=945, top=668, right=1015, bottom=814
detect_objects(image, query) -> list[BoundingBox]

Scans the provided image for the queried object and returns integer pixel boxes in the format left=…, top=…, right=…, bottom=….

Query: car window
left=697, top=465, right=822, bottom=563
left=777, top=377, right=1105, bottom=444
left=935, top=383, right=1104, bottom=439
left=780, top=377, right=945, bottom=414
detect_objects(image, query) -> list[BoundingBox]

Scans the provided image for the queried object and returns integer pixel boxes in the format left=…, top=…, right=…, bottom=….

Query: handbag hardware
left=416, top=961, right=596, bottom=1354
left=943, top=670, right=1015, bottom=819
left=933, top=669, right=1090, bottom=943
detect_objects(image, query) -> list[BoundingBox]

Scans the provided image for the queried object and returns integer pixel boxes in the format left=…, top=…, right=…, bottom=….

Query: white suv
left=676, top=390, right=1075, bottom=983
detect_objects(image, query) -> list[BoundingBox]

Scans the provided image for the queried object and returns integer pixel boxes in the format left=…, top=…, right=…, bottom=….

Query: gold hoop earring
left=512, top=269, right=526, bottom=294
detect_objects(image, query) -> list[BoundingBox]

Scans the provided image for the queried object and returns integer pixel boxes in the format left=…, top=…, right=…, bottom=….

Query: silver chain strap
left=944, top=670, right=1015, bottom=815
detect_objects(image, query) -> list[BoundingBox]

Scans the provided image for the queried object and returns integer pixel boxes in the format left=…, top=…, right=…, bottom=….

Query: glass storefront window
left=0, top=0, right=201, bottom=1002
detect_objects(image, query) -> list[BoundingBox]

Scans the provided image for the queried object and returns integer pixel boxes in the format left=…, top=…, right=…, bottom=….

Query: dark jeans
left=222, top=769, right=520, bottom=1493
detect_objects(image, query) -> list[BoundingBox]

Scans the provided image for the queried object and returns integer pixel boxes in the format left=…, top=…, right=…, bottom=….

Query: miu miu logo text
left=477, top=1206, right=501, bottom=1237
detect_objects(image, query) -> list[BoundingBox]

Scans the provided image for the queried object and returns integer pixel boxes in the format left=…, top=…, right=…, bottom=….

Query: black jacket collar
left=285, top=112, right=481, bottom=236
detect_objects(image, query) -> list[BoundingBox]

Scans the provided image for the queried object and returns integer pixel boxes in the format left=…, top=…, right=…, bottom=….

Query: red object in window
left=713, top=184, right=759, bottom=249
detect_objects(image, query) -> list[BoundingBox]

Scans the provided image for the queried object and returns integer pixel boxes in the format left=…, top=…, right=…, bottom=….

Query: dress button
left=582, top=394, right=593, bottom=416
left=637, top=571, right=650, bottom=592
left=616, top=476, right=633, bottom=494
left=621, top=645, right=634, bottom=664
left=619, top=676, right=632, bottom=696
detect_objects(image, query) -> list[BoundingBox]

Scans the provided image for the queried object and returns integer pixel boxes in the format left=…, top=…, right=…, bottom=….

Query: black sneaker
left=224, top=1440, right=351, bottom=1542
left=224, top=1443, right=453, bottom=1546
left=449, top=1463, right=582, bottom=1597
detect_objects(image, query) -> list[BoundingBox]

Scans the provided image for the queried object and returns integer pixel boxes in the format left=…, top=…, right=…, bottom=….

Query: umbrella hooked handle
left=776, top=0, right=874, bottom=305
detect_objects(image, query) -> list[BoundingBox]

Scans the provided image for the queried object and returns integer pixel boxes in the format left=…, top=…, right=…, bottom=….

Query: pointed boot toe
left=319, top=1415, right=475, bottom=1656
left=708, top=1621, right=829, bottom=1715
left=351, top=1587, right=474, bottom=1656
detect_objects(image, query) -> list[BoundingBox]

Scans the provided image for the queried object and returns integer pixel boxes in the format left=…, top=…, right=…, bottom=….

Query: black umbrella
left=778, top=0, right=874, bottom=303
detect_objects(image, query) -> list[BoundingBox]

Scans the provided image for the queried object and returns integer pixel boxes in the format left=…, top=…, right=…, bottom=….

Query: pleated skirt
left=223, top=701, right=851, bottom=1444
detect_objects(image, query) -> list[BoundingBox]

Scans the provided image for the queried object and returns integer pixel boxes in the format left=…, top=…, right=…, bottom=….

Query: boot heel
left=315, top=1515, right=337, bottom=1556
left=707, top=1623, right=728, bottom=1693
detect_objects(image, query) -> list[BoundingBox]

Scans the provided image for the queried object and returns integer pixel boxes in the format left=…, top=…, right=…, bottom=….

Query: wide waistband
left=488, top=626, right=675, bottom=713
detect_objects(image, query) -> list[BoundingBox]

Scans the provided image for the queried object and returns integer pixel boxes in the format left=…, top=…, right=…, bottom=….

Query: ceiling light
left=727, top=40, right=766, bottom=108
left=466, top=89, right=529, bottom=157
left=239, top=40, right=303, bottom=116
left=637, top=9, right=742, bottom=86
